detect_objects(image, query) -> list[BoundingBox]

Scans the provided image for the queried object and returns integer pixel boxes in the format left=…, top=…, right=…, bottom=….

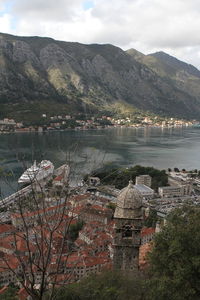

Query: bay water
left=0, top=127, right=200, bottom=197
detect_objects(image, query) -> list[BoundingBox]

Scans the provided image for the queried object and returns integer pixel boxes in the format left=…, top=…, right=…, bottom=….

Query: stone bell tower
left=113, top=180, right=143, bottom=271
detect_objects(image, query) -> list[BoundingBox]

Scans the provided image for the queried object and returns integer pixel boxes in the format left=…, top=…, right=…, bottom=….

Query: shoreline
left=0, top=123, right=195, bottom=135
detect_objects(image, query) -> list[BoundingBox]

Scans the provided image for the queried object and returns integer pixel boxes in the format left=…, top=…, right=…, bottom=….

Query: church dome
left=114, top=180, right=143, bottom=219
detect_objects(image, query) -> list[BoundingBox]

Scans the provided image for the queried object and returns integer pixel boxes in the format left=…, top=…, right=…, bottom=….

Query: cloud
left=0, top=13, right=12, bottom=32
left=90, top=0, right=200, bottom=49
left=1, top=0, right=200, bottom=68
left=11, top=0, right=84, bottom=21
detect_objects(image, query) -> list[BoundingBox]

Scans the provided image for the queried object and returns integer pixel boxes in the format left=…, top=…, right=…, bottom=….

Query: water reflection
left=0, top=127, right=200, bottom=196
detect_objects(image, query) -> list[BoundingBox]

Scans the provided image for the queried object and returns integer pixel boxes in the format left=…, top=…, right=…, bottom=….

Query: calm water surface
left=0, top=127, right=200, bottom=197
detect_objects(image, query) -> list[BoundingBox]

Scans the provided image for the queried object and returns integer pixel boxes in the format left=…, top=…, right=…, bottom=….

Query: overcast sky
left=0, top=0, right=200, bottom=68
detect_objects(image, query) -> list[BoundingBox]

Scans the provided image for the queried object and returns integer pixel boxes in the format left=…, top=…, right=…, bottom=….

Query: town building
left=113, top=181, right=143, bottom=270
left=134, top=184, right=154, bottom=199
left=11, top=203, right=70, bottom=229
left=0, top=256, right=20, bottom=286
left=135, top=175, right=152, bottom=187
left=168, top=174, right=192, bottom=195
left=0, top=224, right=15, bottom=239
left=139, top=242, right=153, bottom=270
left=80, top=204, right=113, bottom=225
left=141, top=227, right=155, bottom=245
left=158, top=185, right=192, bottom=198
left=63, top=254, right=111, bottom=281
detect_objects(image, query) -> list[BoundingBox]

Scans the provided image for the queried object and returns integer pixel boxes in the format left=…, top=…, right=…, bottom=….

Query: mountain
left=127, top=49, right=200, bottom=107
left=0, top=32, right=200, bottom=122
left=150, top=51, right=200, bottom=78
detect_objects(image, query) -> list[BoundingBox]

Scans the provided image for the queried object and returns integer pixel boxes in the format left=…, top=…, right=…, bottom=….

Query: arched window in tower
left=122, top=224, right=132, bottom=237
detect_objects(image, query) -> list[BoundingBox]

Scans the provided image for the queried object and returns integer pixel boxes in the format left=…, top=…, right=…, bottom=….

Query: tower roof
left=114, top=181, right=143, bottom=219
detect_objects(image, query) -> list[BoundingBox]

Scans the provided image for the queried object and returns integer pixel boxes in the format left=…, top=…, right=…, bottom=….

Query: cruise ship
left=18, top=160, right=54, bottom=184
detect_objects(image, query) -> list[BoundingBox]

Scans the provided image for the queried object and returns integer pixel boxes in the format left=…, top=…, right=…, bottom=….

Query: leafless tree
left=0, top=162, right=86, bottom=300
left=0, top=132, right=114, bottom=300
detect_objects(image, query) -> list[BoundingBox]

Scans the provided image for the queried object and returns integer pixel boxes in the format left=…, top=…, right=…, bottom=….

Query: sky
left=0, top=0, right=200, bottom=69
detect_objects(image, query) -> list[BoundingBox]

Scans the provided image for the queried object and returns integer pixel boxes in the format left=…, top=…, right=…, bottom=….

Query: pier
left=0, top=185, right=33, bottom=208
left=0, top=164, right=70, bottom=208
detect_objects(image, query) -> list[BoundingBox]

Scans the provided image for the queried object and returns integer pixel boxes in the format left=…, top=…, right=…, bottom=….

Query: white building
left=159, top=184, right=192, bottom=198
left=159, top=186, right=182, bottom=198
left=135, top=175, right=152, bottom=187
left=134, top=184, right=154, bottom=199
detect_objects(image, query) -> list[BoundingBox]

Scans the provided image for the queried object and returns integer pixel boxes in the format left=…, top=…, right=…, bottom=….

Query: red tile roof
left=53, top=174, right=63, bottom=181
left=0, top=254, right=20, bottom=272
left=141, top=227, right=155, bottom=237
left=0, top=224, right=15, bottom=235
left=139, top=242, right=153, bottom=269
left=11, top=203, right=67, bottom=219
left=0, top=234, right=35, bottom=253
left=17, top=287, right=29, bottom=300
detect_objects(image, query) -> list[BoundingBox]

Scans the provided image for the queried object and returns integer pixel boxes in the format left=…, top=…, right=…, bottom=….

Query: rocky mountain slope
left=0, top=32, right=200, bottom=120
left=127, top=49, right=200, bottom=108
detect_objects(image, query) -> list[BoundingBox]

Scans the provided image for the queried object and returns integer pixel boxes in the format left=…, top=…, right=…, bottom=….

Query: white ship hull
left=18, top=160, right=54, bottom=184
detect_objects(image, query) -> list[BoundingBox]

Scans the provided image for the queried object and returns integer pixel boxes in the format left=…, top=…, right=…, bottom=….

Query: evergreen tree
left=148, top=206, right=200, bottom=300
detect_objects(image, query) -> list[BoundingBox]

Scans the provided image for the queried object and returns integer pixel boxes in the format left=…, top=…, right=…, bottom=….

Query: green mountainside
left=0, top=32, right=200, bottom=121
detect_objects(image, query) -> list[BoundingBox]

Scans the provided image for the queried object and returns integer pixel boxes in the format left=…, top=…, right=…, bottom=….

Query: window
left=122, top=225, right=132, bottom=237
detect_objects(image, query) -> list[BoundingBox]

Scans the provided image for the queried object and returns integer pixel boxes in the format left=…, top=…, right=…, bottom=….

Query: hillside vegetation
left=89, top=165, right=168, bottom=190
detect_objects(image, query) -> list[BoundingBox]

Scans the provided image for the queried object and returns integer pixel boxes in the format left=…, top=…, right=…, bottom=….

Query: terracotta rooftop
left=11, top=203, right=67, bottom=219
left=17, top=287, right=29, bottom=300
left=0, top=254, right=20, bottom=272
left=141, top=227, right=155, bottom=237
left=66, top=254, right=111, bottom=268
left=0, top=234, right=35, bottom=253
left=53, top=174, right=64, bottom=181
left=139, top=242, right=153, bottom=269
left=0, top=224, right=15, bottom=235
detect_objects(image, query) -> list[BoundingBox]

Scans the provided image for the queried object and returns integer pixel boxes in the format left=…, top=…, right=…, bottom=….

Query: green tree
left=91, top=165, right=168, bottom=190
left=144, top=209, right=158, bottom=228
left=54, top=270, right=146, bottom=300
left=148, top=206, right=200, bottom=300
left=0, top=286, right=17, bottom=300
left=69, top=220, right=84, bottom=241
left=106, top=202, right=116, bottom=213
